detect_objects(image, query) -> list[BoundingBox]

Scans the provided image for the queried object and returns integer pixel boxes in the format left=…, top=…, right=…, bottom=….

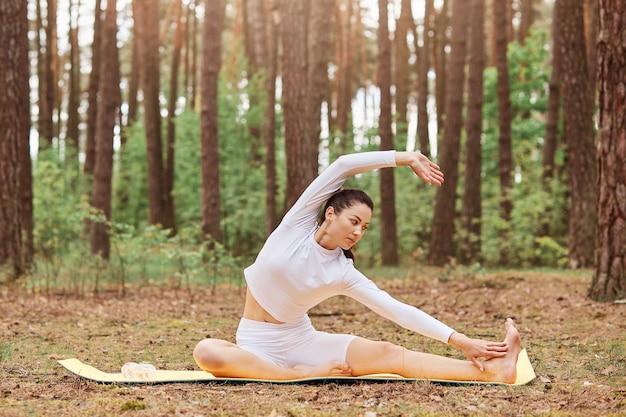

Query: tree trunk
left=280, top=0, right=315, bottom=209
left=243, top=0, right=263, bottom=166
left=542, top=0, right=563, bottom=183
left=0, top=0, right=30, bottom=279
left=127, top=0, right=140, bottom=127
left=584, top=0, right=598, bottom=111
left=558, top=0, right=597, bottom=268
left=589, top=0, right=626, bottom=301
left=488, top=0, right=513, bottom=66
left=394, top=0, right=412, bottom=147
left=307, top=0, right=333, bottom=166
left=378, top=0, right=398, bottom=266
left=66, top=0, right=80, bottom=154
left=264, top=0, right=279, bottom=235
left=200, top=0, right=224, bottom=244
left=493, top=0, right=514, bottom=265
left=85, top=0, right=103, bottom=179
left=164, top=0, right=184, bottom=235
left=333, top=0, right=353, bottom=153
left=185, top=0, right=198, bottom=110
left=355, top=2, right=370, bottom=133
left=517, top=0, right=535, bottom=45
left=90, top=0, right=119, bottom=259
left=38, top=0, right=57, bottom=150
left=459, top=0, right=485, bottom=265
left=428, top=0, right=469, bottom=266
left=416, top=0, right=433, bottom=157
left=138, top=0, right=167, bottom=228
left=114, top=0, right=141, bottom=219
left=432, top=0, right=448, bottom=137
left=251, top=0, right=279, bottom=235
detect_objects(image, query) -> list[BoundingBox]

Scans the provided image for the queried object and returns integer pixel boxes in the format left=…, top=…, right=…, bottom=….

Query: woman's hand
left=448, top=332, right=508, bottom=372
left=395, top=152, right=445, bottom=186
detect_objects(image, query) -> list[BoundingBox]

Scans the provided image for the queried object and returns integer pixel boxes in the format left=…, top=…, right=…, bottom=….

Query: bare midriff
left=242, top=287, right=284, bottom=324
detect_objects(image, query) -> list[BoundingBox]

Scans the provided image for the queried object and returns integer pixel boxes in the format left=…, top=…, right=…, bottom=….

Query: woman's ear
left=325, top=206, right=335, bottom=221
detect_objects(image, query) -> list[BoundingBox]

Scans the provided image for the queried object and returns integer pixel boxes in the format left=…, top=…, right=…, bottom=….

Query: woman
left=194, top=151, right=521, bottom=383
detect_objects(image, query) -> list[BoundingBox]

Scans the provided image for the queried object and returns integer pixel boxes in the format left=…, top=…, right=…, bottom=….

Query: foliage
left=32, top=149, right=87, bottom=259
left=173, top=75, right=269, bottom=258
left=28, top=140, right=246, bottom=293
left=475, top=29, right=568, bottom=267
left=113, top=122, right=150, bottom=229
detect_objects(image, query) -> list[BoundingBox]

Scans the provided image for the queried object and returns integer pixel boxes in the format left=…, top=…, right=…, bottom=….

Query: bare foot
left=293, top=360, right=353, bottom=378
left=485, top=318, right=521, bottom=384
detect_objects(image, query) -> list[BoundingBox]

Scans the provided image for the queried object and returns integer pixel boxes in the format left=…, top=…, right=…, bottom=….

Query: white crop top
left=244, top=151, right=455, bottom=344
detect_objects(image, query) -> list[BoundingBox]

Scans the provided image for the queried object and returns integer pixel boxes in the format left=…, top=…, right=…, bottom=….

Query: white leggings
left=236, top=316, right=356, bottom=368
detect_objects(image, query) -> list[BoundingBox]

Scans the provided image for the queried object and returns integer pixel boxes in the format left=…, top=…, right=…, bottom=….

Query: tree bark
left=38, top=0, right=57, bottom=150
left=85, top=0, right=103, bottom=179
left=584, top=0, right=599, bottom=111
left=542, top=0, right=563, bottom=183
left=127, top=0, right=140, bottom=127
left=138, top=0, right=167, bottom=228
left=378, top=0, right=398, bottom=266
left=164, top=0, right=185, bottom=235
left=307, top=0, right=333, bottom=166
left=66, top=0, right=80, bottom=153
left=0, top=0, right=30, bottom=279
left=589, top=0, right=625, bottom=301
left=90, top=0, right=120, bottom=259
left=428, top=0, right=469, bottom=266
left=252, top=0, right=279, bottom=235
left=200, top=0, right=224, bottom=244
left=493, top=0, right=514, bottom=265
left=280, top=0, right=315, bottom=209
left=416, top=0, right=433, bottom=157
left=333, top=0, right=353, bottom=153
left=517, top=0, right=535, bottom=45
left=459, top=0, right=485, bottom=265
left=185, top=0, right=198, bottom=110
left=243, top=0, right=263, bottom=166
left=558, top=0, right=597, bottom=268
left=394, top=0, right=413, bottom=146
left=432, top=0, right=448, bottom=137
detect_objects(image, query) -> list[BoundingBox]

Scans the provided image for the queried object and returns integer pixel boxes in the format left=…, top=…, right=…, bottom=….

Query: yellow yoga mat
left=58, top=348, right=535, bottom=386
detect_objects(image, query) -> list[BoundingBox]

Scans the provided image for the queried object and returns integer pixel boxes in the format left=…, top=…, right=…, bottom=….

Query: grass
left=1, top=267, right=625, bottom=416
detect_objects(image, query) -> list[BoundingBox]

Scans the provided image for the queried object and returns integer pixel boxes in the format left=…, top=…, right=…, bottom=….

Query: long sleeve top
left=244, top=151, right=455, bottom=343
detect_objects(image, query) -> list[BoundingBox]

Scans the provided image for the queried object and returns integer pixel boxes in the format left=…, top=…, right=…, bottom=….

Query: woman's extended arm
left=282, top=151, right=443, bottom=230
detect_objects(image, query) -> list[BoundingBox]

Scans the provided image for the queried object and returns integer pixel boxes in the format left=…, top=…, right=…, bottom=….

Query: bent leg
left=346, top=319, right=521, bottom=383
left=193, top=338, right=351, bottom=380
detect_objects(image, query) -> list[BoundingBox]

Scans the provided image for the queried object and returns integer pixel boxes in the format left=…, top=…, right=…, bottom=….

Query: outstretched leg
left=193, top=338, right=352, bottom=380
left=346, top=319, right=521, bottom=383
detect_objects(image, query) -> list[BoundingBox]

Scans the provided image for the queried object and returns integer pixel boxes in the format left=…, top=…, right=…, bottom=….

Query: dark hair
left=318, top=188, right=374, bottom=261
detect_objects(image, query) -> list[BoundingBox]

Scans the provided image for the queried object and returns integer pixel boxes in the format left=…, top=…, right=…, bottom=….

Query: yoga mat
left=58, top=348, right=535, bottom=386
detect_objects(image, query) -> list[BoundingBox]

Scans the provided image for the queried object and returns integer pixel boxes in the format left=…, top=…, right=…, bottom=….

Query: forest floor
left=1, top=267, right=625, bottom=416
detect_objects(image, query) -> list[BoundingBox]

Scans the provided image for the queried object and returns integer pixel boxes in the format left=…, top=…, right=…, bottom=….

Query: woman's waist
left=242, top=287, right=289, bottom=324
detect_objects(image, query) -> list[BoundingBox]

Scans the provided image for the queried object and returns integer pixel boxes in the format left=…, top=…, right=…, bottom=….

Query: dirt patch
left=1, top=269, right=625, bottom=416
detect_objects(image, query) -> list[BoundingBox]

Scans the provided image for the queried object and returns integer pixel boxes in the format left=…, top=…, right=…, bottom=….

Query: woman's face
left=325, top=202, right=372, bottom=250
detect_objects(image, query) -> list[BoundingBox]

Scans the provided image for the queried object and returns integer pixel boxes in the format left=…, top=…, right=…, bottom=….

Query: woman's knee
left=193, top=339, right=231, bottom=371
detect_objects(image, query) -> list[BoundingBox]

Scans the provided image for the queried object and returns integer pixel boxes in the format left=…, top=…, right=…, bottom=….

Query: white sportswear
left=244, top=151, right=456, bottom=344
